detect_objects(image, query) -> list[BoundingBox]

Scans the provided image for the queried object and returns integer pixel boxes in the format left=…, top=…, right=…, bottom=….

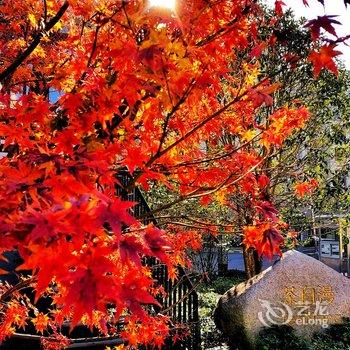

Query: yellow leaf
left=28, top=13, right=37, bottom=27
left=53, top=21, right=62, bottom=30
left=241, top=129, right=257, bottom=142
left=214, top=189, right=227, bottom=204
left=33, top=46, right=46, bottom=58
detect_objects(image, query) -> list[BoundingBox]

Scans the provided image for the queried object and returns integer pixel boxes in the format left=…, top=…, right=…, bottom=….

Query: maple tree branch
left=195, top=2, right=253, bottom=47
left=147, top=57, right=289, bottom=171
left=154, top=79, right=269, bottom=161
left=137, top=194, right=195, bottom=219
left=155, top=78, right=196, bottom=157
left=71, top=7, right=123, bottom=93
left=152, top=215, right=237, bottom=228
left=158, top=221, right=236, bottom=234
left=0, top=1, right=69, bottom=83
left=122, top=0, right=136, bottom=35
left=8, top=78, right=47, bottom=88
left=161, top=59, right=174, bottom=107
left=125, top=76, right=270, bottom=192
left=43, top=0, right=48, bottom=24
left=86, top=25, right=101, bottom=69
left=79, top=12, right=104, bottom=38
left=12, top=333, right=126, bottom=348
left=0, top=277, right=37, bottom=303
left=160, top=274, right=205, bottom=314
left=164, top=131, right=262, bottom=170
left=138, top=157, right=267, bottom=219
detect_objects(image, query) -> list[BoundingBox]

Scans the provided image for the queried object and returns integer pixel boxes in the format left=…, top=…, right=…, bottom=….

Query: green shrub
left=198, top=275, right=245, bottom=349
left=198, top=275, right=245, bottom=295
left=312, top=318, right=350, bottom=350
left=198, top=290, right=219, bottom=319
left=256, top=325, right=312, bottom=350
left=255, top=319, right=350, bottom=350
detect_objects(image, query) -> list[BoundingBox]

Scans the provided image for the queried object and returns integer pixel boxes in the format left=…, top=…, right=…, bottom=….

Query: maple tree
left=0, top=0, right=348, bottom=348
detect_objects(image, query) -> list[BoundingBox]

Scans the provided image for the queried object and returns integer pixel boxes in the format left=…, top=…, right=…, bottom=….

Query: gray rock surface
left=214, top=250, right=350, bottom=349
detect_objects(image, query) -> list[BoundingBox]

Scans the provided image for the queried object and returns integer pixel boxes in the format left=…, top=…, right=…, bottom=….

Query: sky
left=266, top=0, right=350, bottom=69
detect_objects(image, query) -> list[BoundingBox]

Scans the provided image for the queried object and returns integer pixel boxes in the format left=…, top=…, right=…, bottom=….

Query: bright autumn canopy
left=0, top=0, right=347, bottom=348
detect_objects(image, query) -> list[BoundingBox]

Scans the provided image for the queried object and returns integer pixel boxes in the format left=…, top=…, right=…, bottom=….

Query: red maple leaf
left=305, top=15, right=341, bottom=40
left=274, top=0, right=286, bottom=16
left=308, top=45, right=341, bottom=77
left=257, top=174, right=270, bottom=188
left=119, top=233, right=145, bottom=266
left=294, top=179, right=318, bottom=197
left=255, top=200, right=278, bottom=222
left=243, top=223, right=284, bottom=259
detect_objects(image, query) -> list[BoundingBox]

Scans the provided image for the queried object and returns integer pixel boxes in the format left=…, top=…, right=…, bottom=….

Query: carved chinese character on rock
left=302, top=286, right=317, bottom=305
left=284, top=286, right=298, bottom=305
left=319, top=285, right=335, bottom=304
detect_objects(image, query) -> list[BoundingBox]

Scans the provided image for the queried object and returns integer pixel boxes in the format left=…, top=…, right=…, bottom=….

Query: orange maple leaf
left=294, top=179, right=318, bottom=197
left=32, top=313, right=50, bottom=334
left=243, top=223, right=284, bottom=259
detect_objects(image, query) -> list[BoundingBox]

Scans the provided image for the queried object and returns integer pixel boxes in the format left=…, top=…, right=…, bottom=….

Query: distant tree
left=256, top=9, right=350, bottom=236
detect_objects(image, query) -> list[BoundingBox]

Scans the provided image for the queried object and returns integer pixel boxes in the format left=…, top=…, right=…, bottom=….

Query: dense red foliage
left=0, top=0, right=347, bottom=347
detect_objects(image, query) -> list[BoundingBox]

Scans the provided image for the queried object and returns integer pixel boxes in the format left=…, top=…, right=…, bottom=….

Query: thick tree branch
left=0, top=1, right=69, bottom=83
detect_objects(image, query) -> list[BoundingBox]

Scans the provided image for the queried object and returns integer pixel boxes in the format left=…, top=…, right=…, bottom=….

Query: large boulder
left=214, top=250, right=350, bottom=349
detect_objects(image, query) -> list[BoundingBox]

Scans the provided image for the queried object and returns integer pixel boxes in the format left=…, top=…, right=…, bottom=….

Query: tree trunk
left=243, top=245, right=262, bottom=279
left=217, top=234, right=228, bottom=276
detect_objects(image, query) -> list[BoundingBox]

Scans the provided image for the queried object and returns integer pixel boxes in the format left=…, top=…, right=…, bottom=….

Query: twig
left=155, top=78, right=196, bottom=157
left=165, top=131, right=262, bottom=170
left=12, top=333, right=126, bottom=348
left=122, top=0, right=135, bottom=35
left=125, top=74, right=271, bottom=192
left=138, top=156, right=268, bottom=219
left=195, top=2, right=253, bottom=47
left=43, top=0, right=48, bottom=23
left=0, top=277, right=37, bottom=302
left=161, top=274, right=205, bottom=314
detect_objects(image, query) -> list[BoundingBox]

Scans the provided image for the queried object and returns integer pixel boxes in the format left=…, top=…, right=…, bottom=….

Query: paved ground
left=227, top=247, right=318, bottom=271
left=227, top=251, right=278, bottom=271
